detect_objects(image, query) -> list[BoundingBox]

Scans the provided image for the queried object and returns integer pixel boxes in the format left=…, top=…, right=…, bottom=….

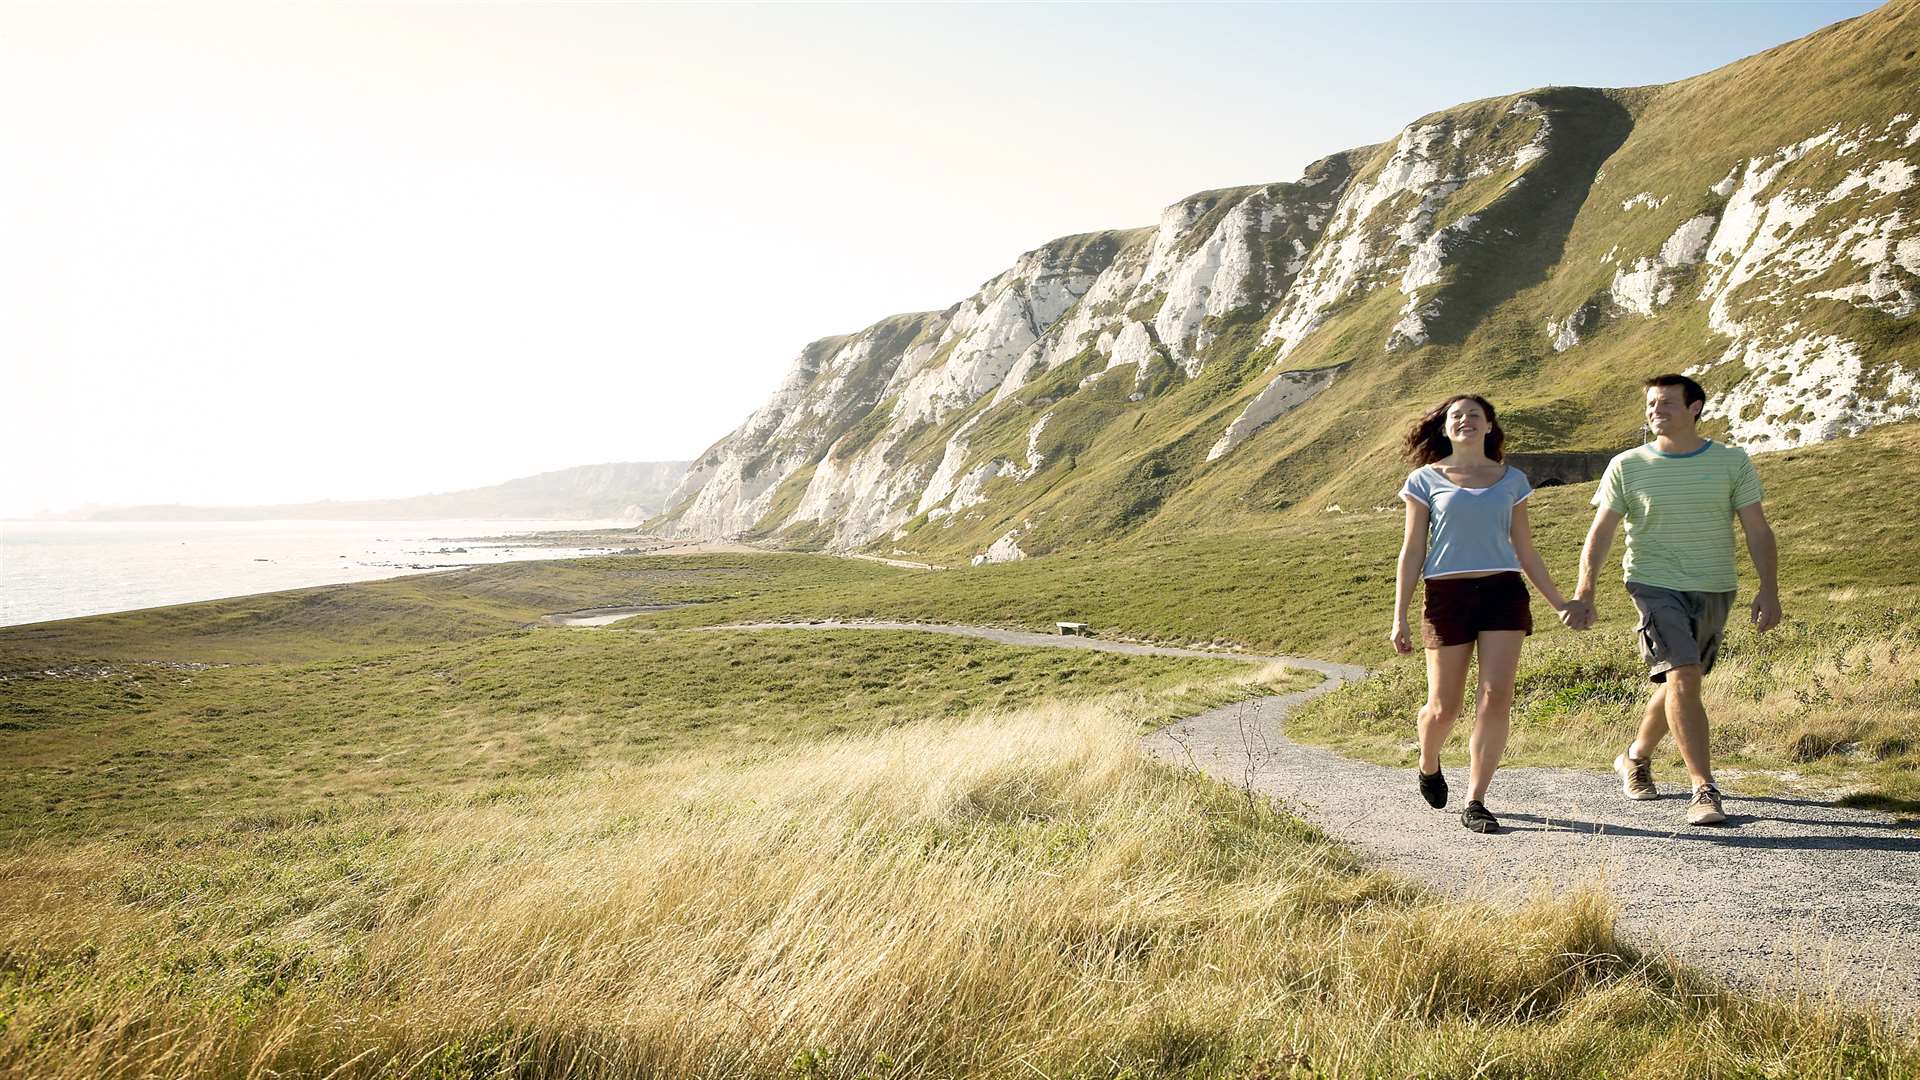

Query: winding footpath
left=563, top=614, right=1920, bottom=1014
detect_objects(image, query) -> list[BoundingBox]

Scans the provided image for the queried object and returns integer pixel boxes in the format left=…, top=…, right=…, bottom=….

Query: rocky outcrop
left=780, top=234, right=1127, bottom=550
left=1687, top=114, right=1920, bottom=450
left=1208, top=364, right=1346, bottom=463
left=1609, top=214, right=1716, bottom=316
left=657, top=315, right=941, bottom=537
left=661, top=156, right=1366, bottom=550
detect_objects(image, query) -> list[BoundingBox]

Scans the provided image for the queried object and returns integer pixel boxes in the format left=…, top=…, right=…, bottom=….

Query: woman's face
left=1444, top=399, right=1488, bottom=444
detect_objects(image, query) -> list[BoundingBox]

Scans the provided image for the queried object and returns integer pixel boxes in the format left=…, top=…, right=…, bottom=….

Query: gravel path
left=542, top=604, right=686, bottom=627
left=666, top=620, right=1920, bottom=1014
left=1151, top=691, right=1920, bottom=1015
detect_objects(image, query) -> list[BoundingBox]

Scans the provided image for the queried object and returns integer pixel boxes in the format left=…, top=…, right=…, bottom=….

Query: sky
left=0, top=0, right=1882, bottom=516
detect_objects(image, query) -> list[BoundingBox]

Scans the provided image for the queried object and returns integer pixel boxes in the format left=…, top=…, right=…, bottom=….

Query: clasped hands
left=1393, top=593, right=1778, bottom=648
left=1556, top=597, right=1596, bottom=631
left=1392, top=592, right=1778, bottom=652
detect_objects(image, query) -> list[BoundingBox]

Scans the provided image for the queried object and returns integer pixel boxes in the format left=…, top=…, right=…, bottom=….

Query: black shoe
left=1461, top=801, right=1500, bottom=833
left=1418, top=768, right=1448, bottom=809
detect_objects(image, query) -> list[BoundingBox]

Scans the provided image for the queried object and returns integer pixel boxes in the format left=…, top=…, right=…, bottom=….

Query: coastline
left=0, top=518, right=644, bottom=628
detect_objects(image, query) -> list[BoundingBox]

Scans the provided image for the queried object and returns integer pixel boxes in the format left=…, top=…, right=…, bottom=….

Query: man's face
left=1645, top=385, right=1698, bottom=435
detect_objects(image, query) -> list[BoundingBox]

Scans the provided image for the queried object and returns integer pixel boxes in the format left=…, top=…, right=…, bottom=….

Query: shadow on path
left=1504, top=812, right=1920, bottom=852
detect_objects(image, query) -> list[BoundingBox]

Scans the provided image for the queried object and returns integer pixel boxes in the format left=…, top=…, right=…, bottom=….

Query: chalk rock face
left=1702, top=334, right=1920, bottom=452
left=1104, top=321, right=1164, bottom=388
left=914, top=411, right=991, bottom=517
left=1545, top=303, right=1599, bottom=352
left=702, top=159, right=1365, bottom=552
left=891, top=238, right=1118, bottom=429
left=1208, top=364, right=1346, bottom=463
left=1688, top=115, right=1920, bottom=450
left=1260, top=92, right=1577, bottom=363
left=945, top=460, right=1009, bottom=514
left=781, top=234, right=1127, bottom=550
left=970, top=523, right=1030, bottom=566
left=1204, top=89, right=1625, bottom=460
left=658, top=314, right=941, bottom=538
left=990, top=239, right=1152, bottom=407
left=788, top=448, right=931, bottom=550
left=1260, top=122, right=1465, bottom=363
left=994, top=159, right=1359, bottom=405
left=1142, top=181, right=1336, bottom=372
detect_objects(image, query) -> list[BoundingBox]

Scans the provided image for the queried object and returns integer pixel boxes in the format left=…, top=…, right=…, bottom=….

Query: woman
left=1389, top=394, right=1575, bottom=833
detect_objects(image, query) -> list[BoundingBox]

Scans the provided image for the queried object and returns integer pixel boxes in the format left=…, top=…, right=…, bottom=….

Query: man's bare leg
left=1629, top=683, right=1668, bottom=761
left=1662, top=664, right=1714, bottom=789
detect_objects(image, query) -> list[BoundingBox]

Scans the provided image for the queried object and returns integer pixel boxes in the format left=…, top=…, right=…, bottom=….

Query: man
left=1570, top=374, right=1782, bottom=826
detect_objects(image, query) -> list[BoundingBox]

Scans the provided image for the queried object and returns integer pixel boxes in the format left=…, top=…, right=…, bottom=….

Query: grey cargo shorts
left=1625, top=581, right=1737, bottom=683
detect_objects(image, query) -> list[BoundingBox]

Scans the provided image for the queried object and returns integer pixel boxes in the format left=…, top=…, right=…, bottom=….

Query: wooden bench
left=1056, top=622, right=1090, bottom=636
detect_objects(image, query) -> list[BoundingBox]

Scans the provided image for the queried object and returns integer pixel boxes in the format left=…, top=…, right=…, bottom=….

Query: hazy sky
left=0, top=1, right=1880, bottom=516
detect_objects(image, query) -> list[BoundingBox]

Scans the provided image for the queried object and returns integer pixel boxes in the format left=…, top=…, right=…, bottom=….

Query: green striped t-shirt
left=1592, top=440, right=1764, bottom=593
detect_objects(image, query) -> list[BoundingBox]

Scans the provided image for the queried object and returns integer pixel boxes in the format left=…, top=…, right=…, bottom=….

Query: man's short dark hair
left=1644, top=373, right=1706, bottom=414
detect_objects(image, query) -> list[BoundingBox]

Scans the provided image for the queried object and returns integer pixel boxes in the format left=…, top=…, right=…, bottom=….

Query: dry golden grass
left=2, top=693, right=1912, bottom=1078
left=1707, top=628, right=1920, bottom=780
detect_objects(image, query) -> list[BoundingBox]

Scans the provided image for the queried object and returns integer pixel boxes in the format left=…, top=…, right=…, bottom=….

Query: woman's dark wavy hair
left=1403, top=394, right=1504, bottom=464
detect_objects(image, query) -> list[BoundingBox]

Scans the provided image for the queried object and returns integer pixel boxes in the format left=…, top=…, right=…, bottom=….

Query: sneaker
left=1614, top=752, right=1658, bottom=801
left=1418, top=768, right=1448, bottom=809
left=1687, top=784, right=1728, bottom=826
left=1461, top=801, right=1500, bottom=833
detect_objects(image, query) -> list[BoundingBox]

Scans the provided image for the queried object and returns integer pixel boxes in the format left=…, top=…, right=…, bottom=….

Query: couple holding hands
left=1389, top=374, right=1782, bottom=833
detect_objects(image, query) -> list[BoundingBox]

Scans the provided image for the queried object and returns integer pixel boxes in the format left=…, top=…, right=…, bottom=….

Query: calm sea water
left=0, top=519, right=633, bottom=627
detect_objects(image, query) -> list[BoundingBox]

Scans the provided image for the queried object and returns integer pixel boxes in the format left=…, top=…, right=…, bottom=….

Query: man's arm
left=1573, top=507, right=1623, bottom=630
left=1737, top=501, right=1782, bottom=633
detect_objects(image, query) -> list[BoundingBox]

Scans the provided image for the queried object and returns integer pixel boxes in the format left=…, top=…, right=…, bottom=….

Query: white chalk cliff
left=655, top=1, right=1920, bottom=560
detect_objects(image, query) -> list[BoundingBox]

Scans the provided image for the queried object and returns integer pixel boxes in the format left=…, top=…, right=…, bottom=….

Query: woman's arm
left=1391, top=496, right=1429, bottom=654
left=1509, top=500, right=1569, bottom=611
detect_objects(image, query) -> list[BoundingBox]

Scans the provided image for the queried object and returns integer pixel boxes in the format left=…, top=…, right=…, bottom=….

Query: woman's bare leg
left=1467, top=630, right=1526, bottom=803
left=1419, top=643, right=1475, bottom=774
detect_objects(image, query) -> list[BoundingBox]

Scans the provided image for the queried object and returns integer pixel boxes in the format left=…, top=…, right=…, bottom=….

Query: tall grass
left=3, top=695, right=1909, bottom=1078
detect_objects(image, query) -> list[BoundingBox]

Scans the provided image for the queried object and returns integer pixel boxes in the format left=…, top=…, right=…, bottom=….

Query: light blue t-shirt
left=1400, top=464, right=1533, bottom=579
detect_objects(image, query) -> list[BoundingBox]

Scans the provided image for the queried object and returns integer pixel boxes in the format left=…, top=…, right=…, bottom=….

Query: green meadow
left=0, top=628, right=1277, bottom=843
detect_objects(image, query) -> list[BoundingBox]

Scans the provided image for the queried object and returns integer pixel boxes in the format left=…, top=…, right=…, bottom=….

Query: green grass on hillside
left=625, top=520, right=1399, bottom=657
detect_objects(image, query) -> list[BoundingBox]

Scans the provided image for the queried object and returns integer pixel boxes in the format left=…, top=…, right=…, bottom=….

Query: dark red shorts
left=1421, top=572, right=1534, bottom=648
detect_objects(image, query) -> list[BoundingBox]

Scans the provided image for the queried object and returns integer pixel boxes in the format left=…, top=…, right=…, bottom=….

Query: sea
left=0, top=519, right=634, bottom=627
